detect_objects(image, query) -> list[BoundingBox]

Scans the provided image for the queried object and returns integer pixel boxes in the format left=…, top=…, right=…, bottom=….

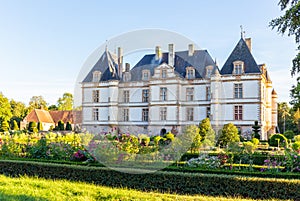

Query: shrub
left=28, top=121, right=37, bottom=133
left=57, top=120, right=64, bottom=131
left=251, top=138, right=260, bottom=146
left=217, top=123, right=240, bottom=147
left=269, top=134, right=288, bottom=147
left=164, top=132, right=175, bottom=141
left=66, top=121, right=72, bottom=131
left=243, top=141, right=257, bottom=154
left=294, top=135, right=300, bottom=142
left=186, top=154, right=221, bottom=169
left=0, top=160, right=299, bottom=200
left=292, top=141, right=300, bottom=152
left=1, top=120, right=9, bottom=132
left=11, top=120, right=19, bottom=131
left=284, top=130, right=294, bottom=140
left=37, top=122, right=43, bottom=131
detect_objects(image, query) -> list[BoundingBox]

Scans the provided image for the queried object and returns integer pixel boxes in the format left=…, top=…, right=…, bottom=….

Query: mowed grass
left=0, top=174, right=288, bottom=201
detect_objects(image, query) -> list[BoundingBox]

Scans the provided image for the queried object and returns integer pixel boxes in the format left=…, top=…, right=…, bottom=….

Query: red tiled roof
left=24, top=109, right=54, bottom=123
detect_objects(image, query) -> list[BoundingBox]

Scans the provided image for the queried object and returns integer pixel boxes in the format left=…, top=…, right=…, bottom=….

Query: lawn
left=0, top=174, right=287, bottom=201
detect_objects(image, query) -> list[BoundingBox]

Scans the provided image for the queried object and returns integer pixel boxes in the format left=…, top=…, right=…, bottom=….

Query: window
left=160, top=107, right=167, bottom=121
left=233, top=61, right=244, bottom=75
left=186, top=87, right=194, bottom=101
left=234, top=105, right=243, bottom=120
left=92, top=90, right=100, bottom=102
left=92, top=71, right=101, bottom=82
left=206, top=86, right=211, bottom=100
left=186, top=108, right=194, bottom=121
left=123, top=90, right=129, bottom=103
left=160, top=87, right=167, bottom=101
left=93, top=108, right=99, bottom=121
left=142, top=89, right=149, bottom=102
left=123, top=109, right=129, bottom=121
left=161, top=69, right=167, bottom=78
left=234, top=83, right=243, bottom=99
left=142, top=109, right=149, bottom=121
left=186, top=67, right=195, bottom=79
left=142, top=70, right=150, bottom=81
left=206, top=107, right=211, bottom=118
left=206, top=66, right=213, bottom=78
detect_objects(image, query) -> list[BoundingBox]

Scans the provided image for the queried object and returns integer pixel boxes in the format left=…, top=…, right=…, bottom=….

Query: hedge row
left=0, top=160, right=299, bottom=200
left=181, top=153, right=284, bottom=165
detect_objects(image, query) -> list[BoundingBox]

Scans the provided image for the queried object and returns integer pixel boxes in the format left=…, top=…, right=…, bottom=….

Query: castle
left=81, top=36, right=277, bottom=140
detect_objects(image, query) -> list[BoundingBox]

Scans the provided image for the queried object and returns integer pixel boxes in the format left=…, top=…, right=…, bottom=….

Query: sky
left=0, top=0, right=297, bottom=106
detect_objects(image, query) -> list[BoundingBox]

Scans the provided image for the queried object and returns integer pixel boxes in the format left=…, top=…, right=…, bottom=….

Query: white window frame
left=206, top=86, right=211, bottom=100
left=186, top=87, right=194, bottom=101
left=234, top=83, right=243, bottom=99
left=93, top=108, right=99, bottom=121
left=142, top=108, right=149, bottom=121
left=233, top=61, right=244, bottom=75
left=142, top=70, right=150, bottom=81
left=186, top=108, right=194, bottom=121
left=92, top=90, right=100, bottom=103
left=92, top=71, right=101, bottom=82
left=123, top=90, right=130, bottom=103
left=234, top=105, right=243, bottom=120
left=186, top=67, right=195, bottom=79
left=123, top=108, right=129, bottom=122
left=160, top=107, right=167, bottom=121
left=160, top=87, right=167, bottom=101
left=142, top=89, right=149, bottom=102
left=161, top=69, right=167, bottom=78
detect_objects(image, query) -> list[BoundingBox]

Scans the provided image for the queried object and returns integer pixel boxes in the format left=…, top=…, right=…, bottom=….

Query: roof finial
left=105, top=40, right=108, bottom=52
left=240, top=25, right=245, bottom=39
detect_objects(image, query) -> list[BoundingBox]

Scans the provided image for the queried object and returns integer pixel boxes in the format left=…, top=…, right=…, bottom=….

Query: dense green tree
left=48, top=104, right=58, bottom=111
left=28, top=96, right=48, bottom=112
left=57, top=93, right=73, bottom=111
left=65, top=121, right=72, bottom=131
left=1, top=120, right=9, bottom=132
left=0, top=93, right=12, bottom=122
left=57, top=120, right=65, bottom=131
left=217, top=123, right=240, bottom=147
left=198, top=118, right=211, bottom=141
left=270, top=0, right=300, bottom=76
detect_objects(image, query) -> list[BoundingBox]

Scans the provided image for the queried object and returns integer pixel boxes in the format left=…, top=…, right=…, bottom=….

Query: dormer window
left=92, top=71, right=101, bottom=82
left=186, top=67, right=195, bottom=79
left=142, top=70, right=150, bottom=81
left=161, top=69, right=167, bottom=78
left=233, top=61, right=244, bottom=75
left=206, top=66, right=213, bottom=78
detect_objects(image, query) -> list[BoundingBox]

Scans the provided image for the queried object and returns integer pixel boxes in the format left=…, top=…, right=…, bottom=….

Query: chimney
left=168, top=44, right=175, bottom=66
left=125, top=63, right=130, bottom=72
left=155, top=46, right=162, bottom=60
left=117, top=47, right=123, bottom=77
left=245, top=38, right=252, bottom=53
left=188, top=44, right=194, bottom=56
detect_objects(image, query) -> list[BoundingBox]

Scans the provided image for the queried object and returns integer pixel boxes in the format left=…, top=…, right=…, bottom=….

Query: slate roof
left=82, top=50, right=120, bottom=82
left=220, top=38, right=261, bottom=75
left=130, top=50, right=218, bottom=81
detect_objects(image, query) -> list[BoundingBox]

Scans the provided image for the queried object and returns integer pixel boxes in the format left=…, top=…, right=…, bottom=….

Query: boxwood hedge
left=0, top=160, right=299, bottom=200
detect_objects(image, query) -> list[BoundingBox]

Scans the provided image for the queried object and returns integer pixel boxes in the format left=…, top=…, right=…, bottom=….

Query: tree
left=10, top=99, right=27, bottom=119
left=0, top=93, right=12, bottom=122
left=28, top=121, right=37, bottom=133
left=57, top=93, right=73, bottom=111
left=270, top=0, right=300, bottom=76
left=57, top=120, right=65, bottom=131
left=198, top=118, right=211, bottom=141
left=11, top=120, right=19, bottom=131
left=1, top=120, right=9, bottom=132
left=66, top=121, right=72, bottom=131
left=277, top=102, right=295, bottom=133
left=28, top=96, right=48, bottom=112
left=48, top=104, right=58, bottom=111
left=37, top=122, right=43, bottom=131
left=252, top=120, right=261, bottom=139
left=217, top=123, right=240, bottom=147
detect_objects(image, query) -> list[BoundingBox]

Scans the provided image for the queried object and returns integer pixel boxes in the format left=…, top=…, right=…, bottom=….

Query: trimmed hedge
left=0, top=160, right=299, bottom=200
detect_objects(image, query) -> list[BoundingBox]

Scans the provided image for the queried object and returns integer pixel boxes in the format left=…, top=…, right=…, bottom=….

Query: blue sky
left=0, top=0, right=297, bottom=105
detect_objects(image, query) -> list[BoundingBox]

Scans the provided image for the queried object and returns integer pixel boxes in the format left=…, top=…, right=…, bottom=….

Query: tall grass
left=0, top=175, right=287, bottom=201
